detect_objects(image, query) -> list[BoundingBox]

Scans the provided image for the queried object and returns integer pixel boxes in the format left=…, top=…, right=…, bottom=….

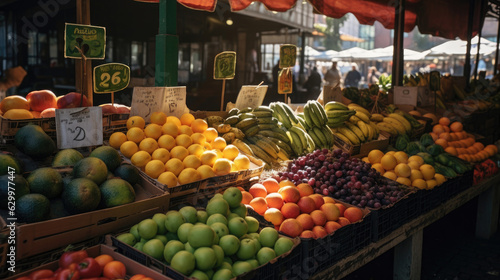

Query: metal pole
left=300, top=31, right=306, bottom=85
left=155, top=0, right=178, bottom=86
left=473, top=0, right=486, bottom=81
left=464, top=0, right=475, bottom=86
left=495, top=17, right=500, bottom=76
left=392, top=0, right=405, bottom=87
left=76, top=0, right=92, bottom=105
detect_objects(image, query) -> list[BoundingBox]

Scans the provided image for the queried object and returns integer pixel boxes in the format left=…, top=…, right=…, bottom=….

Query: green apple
left=197, top=210, right=208, bottom=224
left=223, top=257, right=233, bottom=265
left=259, top=227, right=279, bottom=248
left=188, top=224, right=215, bottom=248
left=133, top=242, right=144, bottom=252
left=116, top=233, right=136, bottom=246
left=249, top=232, right=260, bottom=240
left=142, top=239, right=164, bottom=260
left=207, top=213, right=228, bottom=226
left=237, top=238, right=256, bottom=260
left=257, top=247, right=276, bottom=265
left=179, top=206, right=198, bottom=224
left=219, top=262, right=232, bottom=271
left=210, top=222, right=229, bottom=238
left=189, top=270, right=209, bottom=280
left=138, top=219, right=158, bottom=240
left=274, top=237, right=294, bottom=256
left=163, top=240, right=184, bottom=263
left=247, top=259, right=259, bottom=269
left=227, top=213, right=240, bottom=221
left=212, top=244, right=224, bottom=267
left=171, top=250, right=195, bottom=275
left=152, top=213, right=168, bottom=235
left=231, top=203, right=247, bottom=218
left=205, top=270, right=214, bottom=279
left=165, top=211, right=185, bottom=233
left=184, top=242, right=195, bottom=253
left=154, top=235, right=168, bottom=245
left=223, top=187, right=243, bottom=208
left=219, top=235, right=240, bottom=256
left=210, top=193, right=223, bottom=202
left=130, top=224, right=140, bottom=240
left=232, top=261, right=253, bottom=276
left=194, top=247, right=216, bottom=271
left=140, top=237, right=149, bottom=243
left=177, top=223, right=193, bottom=243
left=251, top=238, right=261, bottom=253
left=245, top=216, right=259, bottom=233
left=165, top=231, right=179, bottom=241
left=239, top=234, right=252, bottom=240
left=213, top=233, right=219, bottom=245
left=206, top=198, right=230, bottom=217
left=212, top=268, right=233, bottom=280
left=228, top=217, right=248, bottom=238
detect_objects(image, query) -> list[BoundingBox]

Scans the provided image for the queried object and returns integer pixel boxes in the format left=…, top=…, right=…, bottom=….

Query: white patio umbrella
left=426, top=36, right=497, bottom=57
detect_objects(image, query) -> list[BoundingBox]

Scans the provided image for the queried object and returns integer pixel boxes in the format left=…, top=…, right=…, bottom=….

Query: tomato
left=102, top=261, right=126, bottom=280
left=94, top=255, right=114, bottom=270
left=15, top=277, right=32, bottom=280
left=128, top=275, right=146, bottom=280
left=80, top=278, right=110, bottom=280
left=55, top=263, right=80, bottom=280
left=30, top=269, right=54, bottom=280
left=59, top=250, right=89, bottom=268
left=77, top=258, right=102, bottom=278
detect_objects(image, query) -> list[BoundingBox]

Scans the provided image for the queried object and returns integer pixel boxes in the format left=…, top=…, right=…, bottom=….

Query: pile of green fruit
left=115, top=187, right=296, bottom=279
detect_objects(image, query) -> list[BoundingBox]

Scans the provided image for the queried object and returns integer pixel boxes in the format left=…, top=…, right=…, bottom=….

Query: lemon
left=187, top=144, right=205, bottom=157
left=367, top=149, right=384, bottom=164
left=420, top=164, right=436, bottom=180
left=150, top=112, right=167, bottom=125
left=109, top=132, right=127, bottom=149
left=158, top=171, right=178, bottom=188
left=426, top=179, right=438, bottom=189
left=233, top=154, right=250, bottom=170
left=203, top=128, right=218, bottom=142
left=166, top=116, right=182, bottom=128
left=380, top=154, right=397, bottom=171
left=222, top=144, right=239, bottom=161
left=120, top=141, right=139, bottom=158
left=394, top=163, right=411, bottom=178
left=434, top=173, right=446, bottom=185
left=162, top=122, right=179, bottom=138
left=176, top=134, right=193, bottom=148
left=408, top=155, right=424, bottom=166
left=183, top=155, right=201, bottom=169
left=165, top=158, right=184, bottom=176
left=212, top=158, right=233, bottom=176
left=371, top=163, right=385, bottom=174
left=158, top=135, right=176, bottom=150
left=180, top=113, right=195, bottom=126
left=178, top=168, right=202, bottom=185
left=396, top=177, right=412, bottom=186
left=139, top=138, right=159, bottom=154
left=393, top=151, right=409, bottom=164
left=383, top=171, right=397, bottom=181
left=191, top=119, right=208, bottom=133
left=131, top=151, right=151, bottom=168
left=127, top=127, right=145, bottom=143
left=197, top=165, right=216, bottom=179
left=152, top=148, right=170, bottom=163
left=126, top=116, right=145, bottom=130
left=170, top=146, right=189, bottom=161
left=145, top=160, right=165, bottom=179
left=144, top=124, right=163, bottom=140
left=211, top=137, right=227, bottom=151
left=191, top=133, right=206, bottom=145
left=179, top=125, right=193, bottom=136
left=408, top=161, right=421, bottom=170
left=200, top=150, right=218, bottom=167
left=410, top=169, right=424, bottom=182
left=412, top=178, right=427, bottom=189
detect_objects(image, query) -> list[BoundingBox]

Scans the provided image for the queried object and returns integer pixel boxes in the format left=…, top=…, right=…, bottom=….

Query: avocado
left=14, top=124, right=56, bottom=159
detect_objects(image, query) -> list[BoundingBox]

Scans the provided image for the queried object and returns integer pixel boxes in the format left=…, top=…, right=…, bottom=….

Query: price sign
left=55, top=107, right=103, bottom=149
left=279, top=44, right=297, bottom=69
left=214, top=51, right=236, bottom=80
left=162, top=87, right=187, bottom=118
left=65, top=23, right=106, bottom=59
left=93, top=63, right=130, bottom=93
left=278, top=69, right=293, bottom=94
left=234, top=85, right=268, bottom=109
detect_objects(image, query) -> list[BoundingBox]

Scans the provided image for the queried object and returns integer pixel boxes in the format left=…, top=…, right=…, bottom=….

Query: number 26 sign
left=93, top=63, right=130, bottom=93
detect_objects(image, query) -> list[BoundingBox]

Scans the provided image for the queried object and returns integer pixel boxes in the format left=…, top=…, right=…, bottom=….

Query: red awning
left=176, top=0, right=488, bottom=40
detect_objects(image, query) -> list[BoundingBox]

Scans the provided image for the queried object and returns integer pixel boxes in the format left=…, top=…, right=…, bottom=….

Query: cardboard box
left=5, top=244, right=173, bottom=280
left=333, top=132, right=390, bottom=157
left=0, top=172, right=170, bottom=261
left=394, top=86, right=434, bottom=107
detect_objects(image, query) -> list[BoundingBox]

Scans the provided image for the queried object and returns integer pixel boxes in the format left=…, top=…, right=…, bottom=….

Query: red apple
left=57, top=92, right=90, bottom=109
left=26, top=90, right=57, bottom=112
left=99, top=103, right=118, bottom=114
left=40, top=108, right=56, bottom=118
left=115, top=104, right=130, bottom=114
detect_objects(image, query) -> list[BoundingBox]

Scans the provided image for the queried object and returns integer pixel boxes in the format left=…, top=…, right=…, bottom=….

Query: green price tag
left=93, top=63, right=130, bottom=93
left=65, top=23, right=106, bottom=59
left=214, top=51, right=236, bottom=80
left=279, top=44, right=297, bottom=69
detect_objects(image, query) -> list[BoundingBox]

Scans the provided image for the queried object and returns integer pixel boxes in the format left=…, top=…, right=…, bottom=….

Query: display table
left=311, top=173, right=500, bottom=280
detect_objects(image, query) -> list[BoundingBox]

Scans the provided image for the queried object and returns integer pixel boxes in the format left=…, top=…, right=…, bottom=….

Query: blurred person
left=303, top=66, right=322, bottom=98
left=345, top=63, right=361, bottom=88
left=324, top=61, right=341, bottom=87
left=367, top=66, right=380, bottom=85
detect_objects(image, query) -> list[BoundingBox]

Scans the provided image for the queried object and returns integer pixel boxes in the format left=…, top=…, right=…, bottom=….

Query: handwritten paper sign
left=93, top=63, right=130, bottom=93
left=234, top=85, right=268, bottom=109
left=214, top=51, right=236, bottom=80
left=55, top=107, right=103, bottom=149
left=279, top=45, right=297, bottom=69
left=278, top=69, right=293, bottom=94
left=65, top=23, right=106, bottom=59
left=130, top=87, right=187, bottom=121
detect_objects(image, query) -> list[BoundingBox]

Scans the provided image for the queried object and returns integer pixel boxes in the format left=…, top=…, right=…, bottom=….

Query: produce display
left=114, top=187, right=296, bottom=279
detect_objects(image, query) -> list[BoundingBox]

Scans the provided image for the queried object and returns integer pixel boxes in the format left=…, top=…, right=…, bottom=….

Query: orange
left=158, top=135, right=176, bottom=150
left=180, top=113, right=195, bottom=126
left=309, top=194, right=325, bottom=209
left=371, top=163, right=385, bottom=174
left=278, top=186, right=301, bottom=203
left=383, top=171, right=397, bottom=181
left=312, top=226, right=328, bottom=238
left=249, top=197, right=268, bottom=215
left=438, top=117, right=450, bottom=126
left=337, top=217, right=351, bottom=226
left=473, top=142, right=484, bottom=151
left=344, top=207, right=363, bottom=223
left=396, top=177, right=412, bottom=186
left=249, top=183, right=268, bottom=198
left=265, top=193, right=284, bottom=209
left=179, top=125, right=193, bottom=136
left=175, top=134, right=193, bottom=148
left=393, top=151, right=409, bottom=164
left=300, top=230, right=316, bottom=239
left=444, top=146, right=458, bottom=156
left=127, top=127, right=145, bottom=144
left=449, top=132, right=459, bottom=141
left=296, top=213, right=314, bottom=230
left=166, top=116, right=182, bottom=128
left=410, top=169, right=424, bottom=181
left=191, top=119, right=208, bottom=133
left=429, top=132, right=439, bottom=141
left=325, top=221, right=342, bottom=234
left=161, top=122, right=179, bottom=138
left=434, top=173, right=446, bottom=185
left=367, top=149, right=384, bottom=164
left=394, top=163, right=411, bottom=178
left=203, top=128, right=218, bottom=143
left=443, top=126, right=450, bottom=133
left=281, top=203, right=301, bottom=219
left=109, top=132, right=127, bottom=149
left=95, top=254, right=114, bottom=269
left=420, top=164, right=435, bottom=180
left=323, top=196, right=336, bottom=204
left=433, top=124, right=445, bottom=135
left=310, top=210, right=327, bottom=226
left=120, top=141, right=139, bottom=158
left=144, top=160, right=165, bottom=179
left=380, top=154, right=397, bottom=171
left=131, top=151, right=151, bottom=168
left=262, top=178, right=280, bottom=193
left=296, top=183, right=314, bottom=197
left=150, top=112, right=167, bottom=125
left=297, top=196, right=316, bottom=214
left=264, top=208, right=284, bottom=226
left=408, top=155, right=424, bottom=166
left=412, top=178, right=427, bottom=189
left=439, top=132, right=451, bottom=141
left=126, top=116, right=145, bottom=130
left=434, top=138, right=448, bottom=149
left=320, top=203, right=340, bottom=221
left=241, top=191, right=253, bottom=204
left=279, top=218, right=303, bottom=238
left=450, top=122, right=463, bottom=132
left=426, top=179, right=438, bottom=189
left=139, top=138, right=158, bottom=154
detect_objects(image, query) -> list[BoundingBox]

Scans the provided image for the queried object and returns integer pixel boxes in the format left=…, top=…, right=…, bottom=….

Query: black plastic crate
left=458, top=170, right=473, bottom=191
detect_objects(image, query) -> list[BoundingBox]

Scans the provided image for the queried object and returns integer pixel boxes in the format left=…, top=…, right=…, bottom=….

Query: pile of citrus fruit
left=240, top=178, right=364, bottom=239
left=430, top=117, right=498, bottom=162
left=363, top=149, right=446, bottom=190
left=108, top=112, right=251, bottom=188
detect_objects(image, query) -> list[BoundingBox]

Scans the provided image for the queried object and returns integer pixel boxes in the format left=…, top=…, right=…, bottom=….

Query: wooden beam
left=391, top=0, right=405, bottom=87
left=476, top=184, right=500, bottom=239
left=394, top=229, right=423, bottom=280
left=75, top=0, right=93, bottom=105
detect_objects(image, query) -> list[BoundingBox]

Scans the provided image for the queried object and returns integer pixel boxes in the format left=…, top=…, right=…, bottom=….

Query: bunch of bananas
left=324, top=101, right=356, bottom=128
left=370, top=110, right=423, bottom=138
left=300, top=100, right=334, bottom=149
left=330, top=103, right=380, bottom=146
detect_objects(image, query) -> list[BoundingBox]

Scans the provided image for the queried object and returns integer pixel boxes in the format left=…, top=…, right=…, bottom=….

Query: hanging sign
left=234, top=85, right=268, bottom=109
left=279, top=44, right=297, bottom=69
left=93, top=63, right=130, bottom=93
left=278, top=68, right=293, bottom=94
left=130, top=87, right=187, bottom=121
left=65, top=23, right=106, bottom=59
left=55, top=107, right=103, bottom=149
left=214, top=51, right=236, bottom=80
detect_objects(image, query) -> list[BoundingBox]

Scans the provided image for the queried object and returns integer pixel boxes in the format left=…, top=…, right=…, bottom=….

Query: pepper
left=77, top=258, right=102, bottom=278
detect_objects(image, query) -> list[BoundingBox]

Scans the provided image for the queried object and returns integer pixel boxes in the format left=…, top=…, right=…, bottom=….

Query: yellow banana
left=387, top=114, right=412, bottom=133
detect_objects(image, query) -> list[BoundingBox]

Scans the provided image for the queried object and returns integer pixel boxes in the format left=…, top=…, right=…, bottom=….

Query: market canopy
left=177, top=0, right=488, bottom=40
left=425, top=36, right=498, bottom=57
